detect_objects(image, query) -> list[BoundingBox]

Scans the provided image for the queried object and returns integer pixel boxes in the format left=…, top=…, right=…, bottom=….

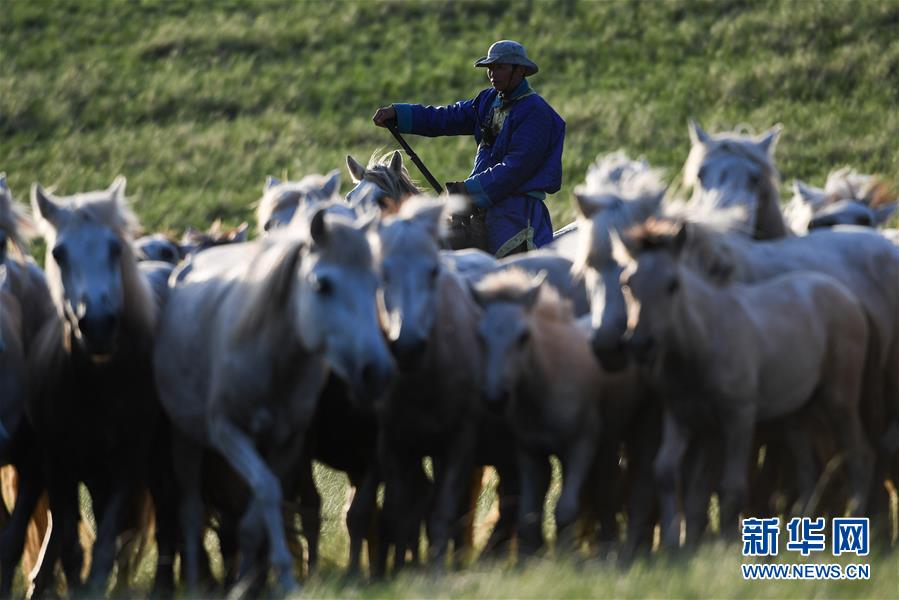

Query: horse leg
left=516, top=450, right=551, bottom=558
left=208, top=420, right=295, bottom=593
left=84, top=482, right=130, bottom=595
left=555, top=437, right=598, bottom=554
left=717, top=407, right=755, bottom=540
left=346, top=466, right=379, bottom=579
left=0, top=461, right=42, bottom=596
left=654, top=409, right=691, bottom=551
left=620, top=405, right=660, bottom=563
left=377, top=434, right=418, bottom=575
left=586, top=438, right=621, bottom=558
left=481, top=461, right=519, bottom=560
left=427, top=425, right=477, bottom=569
left=171, top=431, right=205, bottom=593
left=682, top=435, right=717, bottom=548
left=148, top=432, right=178, bottom=598
left=295, top=457, right=320, bottom=576
left=37, top=474, right=82, bottom=595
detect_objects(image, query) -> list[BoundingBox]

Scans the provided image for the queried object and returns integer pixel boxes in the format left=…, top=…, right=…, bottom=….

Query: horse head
left=292, top=208, right=395, bottom=404
left=346, top=151, right=421, bottom=214
left=683, top=120, right=785, bottom=239
left=256, top=170, right=342, bottom=234
left=572, top=152, right=666, bottom=371
left=32, top=176, right=151, bottom=359
left=613, top=219, right=690, bottom=366
left=471, top=269, right=547, bottom=410
left=374, top=196, right=445, bottom=369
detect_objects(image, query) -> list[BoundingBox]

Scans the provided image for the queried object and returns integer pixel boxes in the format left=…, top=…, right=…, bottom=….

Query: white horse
left=683, top=120, right=787, bottom=239
left=154, top=207, right=393, bottom=592
left=255, top=170, right=342, bottom=233
left=615, top=219, right=873, bottom=547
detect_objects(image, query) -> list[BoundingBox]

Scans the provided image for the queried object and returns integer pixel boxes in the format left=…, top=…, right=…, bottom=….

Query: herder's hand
left=372, top=106, right=397, bottom=128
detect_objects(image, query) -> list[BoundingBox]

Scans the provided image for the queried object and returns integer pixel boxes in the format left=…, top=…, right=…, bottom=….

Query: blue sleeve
left=393, top=98, right=479, bottom=137
left=464, top=104, right=553, bottom=206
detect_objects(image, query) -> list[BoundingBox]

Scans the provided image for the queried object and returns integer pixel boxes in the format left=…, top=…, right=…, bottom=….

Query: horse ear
left=231, top=222, right=250, bottom=242
left=346, top=155, right=367, bottom=183
left=758, top=124, right=783, bottom=156
left=265, top=175, right=281, bottom=192
left=108, top=175, right=127, bottom=204
left=688, top=119, right=710, bottom=146
left=321, top=169, right=341, bottom=198
left=389, top=150, right=404, bottom=173
left=31, top=183, right=61, bottom=226
left=309, top=207, right=329, bottom=247
left=793, top=180, right=815, bottom=204
left=0, top=173, right=7, bottom=192
left=573, top=188, right=602, bottom=219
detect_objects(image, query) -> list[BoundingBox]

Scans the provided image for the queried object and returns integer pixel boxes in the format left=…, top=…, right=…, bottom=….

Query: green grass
left=3, top=0, right=899, bottom=234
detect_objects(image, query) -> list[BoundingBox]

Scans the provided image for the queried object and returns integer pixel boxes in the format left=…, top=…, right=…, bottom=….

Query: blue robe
left=394, top=79, right=565, bottom=256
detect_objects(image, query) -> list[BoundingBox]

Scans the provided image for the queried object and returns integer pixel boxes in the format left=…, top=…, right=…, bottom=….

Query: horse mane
left=824, top=167, right=896, bottom=208
left=475, top=268, right=574, bottom=323
left=231, top=234, right=305, bottom=343
left=648, top=217, right=737, bottom=286
left=572, top=152, right=667, bottom=277
left=255, top=173, right=341, bottom=232
left=364, top=151, right=421, bottom=201
left=0, top=185, right=36, bottom=258
left=233, top=214, right=373, bottom=343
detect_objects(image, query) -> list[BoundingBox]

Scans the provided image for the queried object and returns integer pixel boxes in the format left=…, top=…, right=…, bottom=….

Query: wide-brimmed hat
left=474, top=40, right=538, bottom=76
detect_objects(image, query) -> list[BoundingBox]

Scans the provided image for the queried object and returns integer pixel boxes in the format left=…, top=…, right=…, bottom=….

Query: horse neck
left=754, top=179, right=790, bottom=240
left=433, top=269, right=480, bottom=362
left=666, top=266, right=735, bottom=363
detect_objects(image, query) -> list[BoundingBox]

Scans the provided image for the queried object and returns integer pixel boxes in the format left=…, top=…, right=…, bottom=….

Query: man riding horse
left=373, top=40, right=565, bottom=258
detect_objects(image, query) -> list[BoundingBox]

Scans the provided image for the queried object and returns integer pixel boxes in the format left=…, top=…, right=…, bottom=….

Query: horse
left=255, top=170, right=342, bottom=233
left=0, top=175, right=62, bottom=594
left=346, top=151, right=421, bottom=213
left=784, top=168, right=897, bottom=233
left=570, top=152, right=668, bottom=372
left=471, top=268, right=641, bottom=557
left=614, top=219, right=873, bottom=548
left=135, top=220, right=250, bottom=264
left=27, top=176, right=176, bottom=595
left=373, top=197, right=519, bottom=571
left=683, top=120, right=787, bottom=239
left=153, top=206, right=394, bottom=592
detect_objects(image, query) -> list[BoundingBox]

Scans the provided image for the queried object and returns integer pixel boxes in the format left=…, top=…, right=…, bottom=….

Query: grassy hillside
left=3, top=0, right=899, bottom=233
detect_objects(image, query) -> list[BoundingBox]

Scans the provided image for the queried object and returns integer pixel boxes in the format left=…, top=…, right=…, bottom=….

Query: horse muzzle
left=624, top=334, right=656, bottom=365
left=591, top=329, right=631, bottom=372
left=389, top=335, right=428, bottom=371
left=76, top=312, right=120, bottom=357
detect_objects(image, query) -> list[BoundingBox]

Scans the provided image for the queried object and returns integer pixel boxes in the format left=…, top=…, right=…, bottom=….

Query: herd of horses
left=1, top=119, right=898, bottom=596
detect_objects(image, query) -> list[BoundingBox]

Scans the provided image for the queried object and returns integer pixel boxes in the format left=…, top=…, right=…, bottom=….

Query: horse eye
left=263, top=219, right=273, bottom=232
left=109, top=239, right=122, bottom=261
left=51, top=244, right=67, bottom=266
left=313, top=274, right=333, bottom=296
left=667, top=278, right=680, bottom=294
left=747, top=173, right=760, bottom=187
left=429, top=265, right=439, bottom=282
left=517, top=330, right=531, bottom=347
